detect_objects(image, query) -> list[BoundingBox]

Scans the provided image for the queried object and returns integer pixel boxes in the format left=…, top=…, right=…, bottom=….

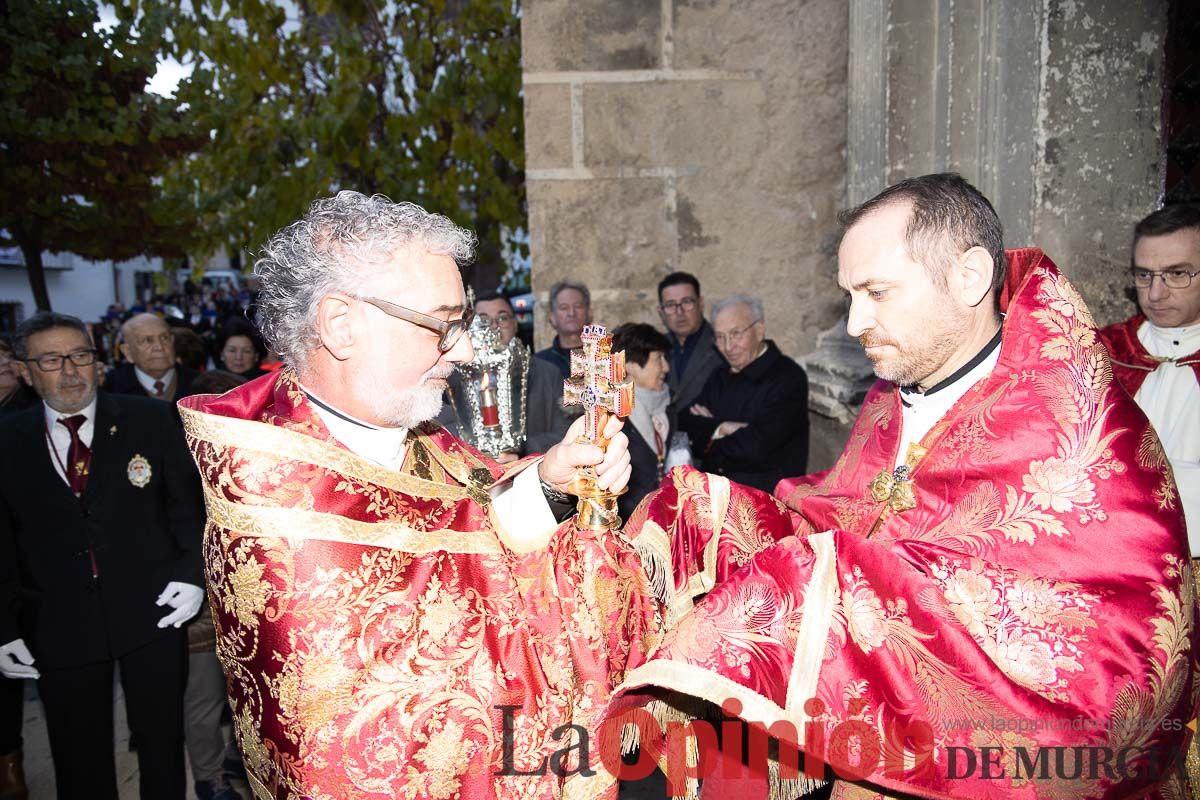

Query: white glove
left=0, top=638, right=39, bottom=680
left=155, top=582, right=205, bottom=628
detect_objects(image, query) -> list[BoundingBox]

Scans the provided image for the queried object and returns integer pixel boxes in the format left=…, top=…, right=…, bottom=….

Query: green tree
left=164, top=0, right=526, bottom=288
left=0, top=0, right=198, bottom=311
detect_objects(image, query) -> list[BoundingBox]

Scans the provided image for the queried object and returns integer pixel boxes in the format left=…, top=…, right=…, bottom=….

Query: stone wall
left=849, top=0, right=1168, bottom=327
left=521, top=0, right=850, bottom=362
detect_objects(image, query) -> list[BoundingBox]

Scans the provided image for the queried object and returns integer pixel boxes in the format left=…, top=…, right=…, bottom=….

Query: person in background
left=535, top=280, right=591, bottom=379
left=214, top=320, right=267, bottom=381
left=171, top=328, right=209, bottom=373
left=0, top=339, right=36, bottom=418
left=1098, top=203, right=1199, bottom=556
left=0, top=312, right=205, bottom=800
left=105, top=314, right=200, bottom=401
left=657, top=272, right=722, bottom=419
left=0, top=338, right=33, bottom=800
left=679, top=294, right=809, bottom=492
left=611, top=323, right=685, bottom=520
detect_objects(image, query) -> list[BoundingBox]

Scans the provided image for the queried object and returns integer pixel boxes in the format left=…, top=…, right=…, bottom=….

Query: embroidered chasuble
left=178, top=371, right=663, bottom=800
left=611, top=250, right=1197, bottom=799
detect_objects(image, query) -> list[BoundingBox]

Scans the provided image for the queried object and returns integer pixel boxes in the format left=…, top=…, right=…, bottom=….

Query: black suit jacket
left=0, top=392, right=204, bottom=669
left=104, top=363, right=200, bottom=402
left=680, top=340, right=809, bottom=492
left=667, top=322, right=724, bottom=417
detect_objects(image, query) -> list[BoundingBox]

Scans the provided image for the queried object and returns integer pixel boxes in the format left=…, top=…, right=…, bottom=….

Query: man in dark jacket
left=658, top=272, right=723, bottom=416
left=680, top=295, right=809, bottom=492
left=104, top=313, right=199, bottom=401
left=0, top=312, right=205, bottom=800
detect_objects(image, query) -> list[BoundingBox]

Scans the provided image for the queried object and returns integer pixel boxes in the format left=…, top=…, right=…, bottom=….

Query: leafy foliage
left=0, top=0, right=198, bottom=310
left=164, top=0, right=526, bottom=287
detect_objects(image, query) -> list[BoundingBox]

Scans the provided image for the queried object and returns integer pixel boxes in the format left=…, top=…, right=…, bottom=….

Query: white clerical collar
left=899, top=326, right=1004, bottom=410
left=134, top=365, right=175, bottom=395
left=1139, top=319, right=1200, bottom=360
left=298, top=383, right=408, bottom=469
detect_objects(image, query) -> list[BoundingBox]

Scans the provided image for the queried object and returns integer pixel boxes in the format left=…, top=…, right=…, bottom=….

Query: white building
left=0, top=246, right=166, bottom=334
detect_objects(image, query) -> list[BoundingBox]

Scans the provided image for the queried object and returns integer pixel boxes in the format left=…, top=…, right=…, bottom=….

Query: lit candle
left=480, top=371, right=500, bottom=428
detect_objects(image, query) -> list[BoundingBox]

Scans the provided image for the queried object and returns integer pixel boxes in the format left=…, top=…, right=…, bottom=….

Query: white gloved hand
left=155, top=582, right=205, bottom=629
left=0, top=639, right=39, bottom=680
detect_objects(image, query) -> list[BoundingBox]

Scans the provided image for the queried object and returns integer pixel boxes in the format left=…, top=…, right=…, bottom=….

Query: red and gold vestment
left=179, top=372, right=661, bottom=800
left=613, top=250, right=1197, bottom=799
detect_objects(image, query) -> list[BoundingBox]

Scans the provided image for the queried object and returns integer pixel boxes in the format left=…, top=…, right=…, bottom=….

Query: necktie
left=153, top=379, right=165, bottom=397
left=57, top=414, right=91, bottom=495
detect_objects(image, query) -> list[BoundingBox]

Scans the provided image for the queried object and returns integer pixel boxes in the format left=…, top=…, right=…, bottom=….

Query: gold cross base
left=567, top=470, right=625, bottom=531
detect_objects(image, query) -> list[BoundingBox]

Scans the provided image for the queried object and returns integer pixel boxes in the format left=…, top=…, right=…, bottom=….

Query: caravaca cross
left=562, top=324, right=635, bottom=530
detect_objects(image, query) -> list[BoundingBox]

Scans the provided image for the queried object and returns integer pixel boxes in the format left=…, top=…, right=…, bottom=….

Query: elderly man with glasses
left=177, top=192, right=655, bottom=800
left=678, top=294, right=809, bottom=492
left=0, top=311, right=205, bottom=800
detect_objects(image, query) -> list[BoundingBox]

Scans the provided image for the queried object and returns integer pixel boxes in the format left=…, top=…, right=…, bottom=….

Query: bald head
left=120, top=313, right=176, bottom=378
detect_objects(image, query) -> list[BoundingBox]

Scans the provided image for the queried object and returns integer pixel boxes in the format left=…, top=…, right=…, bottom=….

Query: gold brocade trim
left=679, top=475, right=731, bottom=610
left=785, top=530, right=837, bottom=715
left=180, top=403, right=480, bottom=502
left=616, top=659, right=796, bottom=739
left=562, top=762, right=619, bottom=800
left=203, top=489, right=505, bottom=554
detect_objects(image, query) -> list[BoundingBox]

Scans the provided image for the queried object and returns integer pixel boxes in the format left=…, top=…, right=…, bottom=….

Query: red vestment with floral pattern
left=612, top=250, right=1197, bottom=800
left=179, top=372, right=661, bottom=800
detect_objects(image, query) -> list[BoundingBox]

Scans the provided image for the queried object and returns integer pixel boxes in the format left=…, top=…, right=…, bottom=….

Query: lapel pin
left=110, top=425, right=118, bottom=435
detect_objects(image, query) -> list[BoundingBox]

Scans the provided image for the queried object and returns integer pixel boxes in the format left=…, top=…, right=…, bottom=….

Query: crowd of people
left=0, top=177, right=1194, bottom=800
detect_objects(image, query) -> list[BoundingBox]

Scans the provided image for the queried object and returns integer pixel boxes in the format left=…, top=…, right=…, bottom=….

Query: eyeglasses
left=23, top=349, right=98, bottom=372
left=660, top=297, right=698, bottom=314
left=360, top=296, right=475, bottom=353
left=1131, top=267, right=1198, bottom=289
left=714, top=320, right=762, bottom=347
left=478, top=312, right=515, bottom=327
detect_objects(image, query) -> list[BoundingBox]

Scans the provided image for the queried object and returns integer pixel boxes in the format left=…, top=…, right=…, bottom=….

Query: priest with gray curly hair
left=177, top=191, right=657, bottom=799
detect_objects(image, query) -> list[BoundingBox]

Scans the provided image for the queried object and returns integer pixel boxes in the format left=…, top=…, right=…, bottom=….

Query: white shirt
left=134, top=366, right=176, bottom=397
left=895, top=339, right=1003, bottom=469
left=1135, top=320, right=1200, bottom=556
left=43, top=397, right=98, bottom=486
left=301, top=385, right=558, bottom=553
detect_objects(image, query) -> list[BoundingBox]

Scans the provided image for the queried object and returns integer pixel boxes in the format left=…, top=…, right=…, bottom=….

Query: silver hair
left=710, top=294, right=764, bottom=323
left=254, top=191, right=477, bottom=371
left=548, top=279, right=591, bottom=308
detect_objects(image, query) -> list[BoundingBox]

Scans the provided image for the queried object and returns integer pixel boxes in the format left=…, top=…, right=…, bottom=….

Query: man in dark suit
left=0, top=312, right=205, bottom=800
left=104, top=313, right=199, bottom=401
left=658, top=272, right=723, bottom=419
left=680, top=295, right=809, bottom=492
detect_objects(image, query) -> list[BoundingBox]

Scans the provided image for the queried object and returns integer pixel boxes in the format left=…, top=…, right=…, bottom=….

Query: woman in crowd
left=215, top=320, right=267, bottom=380
left=612, top=323, right=683, bottom=519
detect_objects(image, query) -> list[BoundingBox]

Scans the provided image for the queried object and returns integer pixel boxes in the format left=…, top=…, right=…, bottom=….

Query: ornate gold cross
left=561, top=324, right=635, bottom=529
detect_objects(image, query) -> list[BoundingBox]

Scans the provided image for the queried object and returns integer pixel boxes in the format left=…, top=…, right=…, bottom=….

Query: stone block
left=522, top=0, right=661, bottom=73
left=528, top=176, right=674, bottom=291
left=523, top=83, right=573, bottom=170
left=673, top=0, right=845, bottom=76
left=582, top=80, right=767, bottom=171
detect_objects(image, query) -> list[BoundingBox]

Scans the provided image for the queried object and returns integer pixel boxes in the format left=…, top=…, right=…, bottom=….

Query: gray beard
left=360, top=367, right=450, bottom=428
